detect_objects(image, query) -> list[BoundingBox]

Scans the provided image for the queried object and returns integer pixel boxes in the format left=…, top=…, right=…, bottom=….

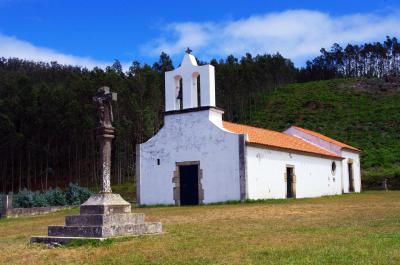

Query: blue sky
left=1, top=0, right=400, bottom=69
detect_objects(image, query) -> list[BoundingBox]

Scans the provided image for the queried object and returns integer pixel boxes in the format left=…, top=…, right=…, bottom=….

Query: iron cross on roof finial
left=186, top=47, right=192, bottom=54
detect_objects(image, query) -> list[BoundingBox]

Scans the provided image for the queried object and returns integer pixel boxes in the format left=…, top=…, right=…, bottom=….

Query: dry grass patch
left=1, top=191, right=400, bottom=264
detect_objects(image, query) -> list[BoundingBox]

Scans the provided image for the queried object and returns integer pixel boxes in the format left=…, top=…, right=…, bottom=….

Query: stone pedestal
left=31, top=193, right=162, bottom=244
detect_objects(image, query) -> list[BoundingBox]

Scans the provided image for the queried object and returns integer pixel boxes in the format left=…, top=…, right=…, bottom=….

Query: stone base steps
left=65, top=213, right=145, bottom=226
left=30, top=193, right=162, bottom=245
left=80, top=204, right=131, bottom=215
left=48, top=222, right=162, bottom=237
left=31, top=236, right=107, bottom=245
left=31, top=229, right=164, bottom=245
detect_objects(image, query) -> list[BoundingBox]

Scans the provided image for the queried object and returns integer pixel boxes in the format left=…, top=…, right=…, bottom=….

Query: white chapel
left=136, top=52, right=361, bottom=206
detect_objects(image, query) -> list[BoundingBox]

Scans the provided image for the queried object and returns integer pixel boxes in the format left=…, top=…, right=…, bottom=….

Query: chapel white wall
left=246, top=145, right=343, bottom=199
left=138, top=110, right=242, bottom=205
left=340, top=150, right=361, bottom=193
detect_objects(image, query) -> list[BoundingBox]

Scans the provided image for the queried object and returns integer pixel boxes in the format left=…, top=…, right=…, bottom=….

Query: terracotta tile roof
left=223, top=121, right=342, bottom=159
left=291, top=126, right=361, bottom=152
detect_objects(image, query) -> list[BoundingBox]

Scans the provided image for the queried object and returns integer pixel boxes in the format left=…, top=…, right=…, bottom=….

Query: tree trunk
left=2, top=159, right=7, bottom=193
left=34, top=158, right=37, bottom=189
left=19, top=154, right=22, bottom=191
left=75, top=142, right=79, bottom=185
left=68, top=143, right=72, bottom=184
left=45, top=151, right=49, bottom=190
left=11, top=150, right=14, bottom=193
left=40, top=154, right=44, bottom=191
left=27, top=149, right=31, bottom=190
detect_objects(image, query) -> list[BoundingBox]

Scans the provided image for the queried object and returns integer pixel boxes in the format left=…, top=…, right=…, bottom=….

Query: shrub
left=45, top=187, right=67, bottom=206
left=13, top=189, right=35, bottom=208
left=66, top=183, right=92, bottom=205
left=32, top=191, right=49, bottom=207
left=7, top=184, right=91, bottom=208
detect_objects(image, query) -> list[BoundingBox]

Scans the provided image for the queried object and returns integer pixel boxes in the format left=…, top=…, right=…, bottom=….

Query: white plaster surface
left=284, top=126, right=362, bottom=194
left=138, top=109, right=242, bottom=205
left=341, top=150, right=362, bottom=193
left=246, top=146, right=343, bottom=199
left=165, top=54, right=216, bottom=111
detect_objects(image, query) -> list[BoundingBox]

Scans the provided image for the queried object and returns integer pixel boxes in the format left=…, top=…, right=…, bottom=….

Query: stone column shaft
left=97, top=127, right=114, bottom=194
left=100, top=136, right=113, bottom=193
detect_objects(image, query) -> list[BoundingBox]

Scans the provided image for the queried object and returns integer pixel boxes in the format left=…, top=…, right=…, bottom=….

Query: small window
left=157, top=159, right=160, bottom=165
left=178, top=78, right=183, bottom=110
left=331, top=161, right=337, bottom=175
left=197, top=74, right=201, bottom=107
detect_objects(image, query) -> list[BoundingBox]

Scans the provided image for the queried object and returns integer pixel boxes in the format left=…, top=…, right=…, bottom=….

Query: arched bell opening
left=192, top=72, right=201, bottom=108
left=174, top=75, right=183, bottom=110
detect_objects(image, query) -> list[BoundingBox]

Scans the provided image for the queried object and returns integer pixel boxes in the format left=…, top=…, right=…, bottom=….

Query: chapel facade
left=136, top=52, right=361, bottom=205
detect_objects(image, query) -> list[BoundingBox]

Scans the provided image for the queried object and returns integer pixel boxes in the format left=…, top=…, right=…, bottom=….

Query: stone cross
left=93, top=86, right=117, bottom=193
left=31, top=85, right=161, bottom=245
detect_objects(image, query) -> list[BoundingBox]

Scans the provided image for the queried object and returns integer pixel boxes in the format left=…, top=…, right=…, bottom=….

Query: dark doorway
left=179, top=165, right=199, bottom=205
left=286, top=167, right=295, bottom=198
left=348, top=163, right=354, bottom=192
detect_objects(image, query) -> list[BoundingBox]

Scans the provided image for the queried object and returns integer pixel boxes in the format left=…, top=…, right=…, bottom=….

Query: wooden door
left=179, top=165, right=199, bottom=205
left=286, top=167, right=295, bottom=198
left=348, top=163, right=354, bottom=192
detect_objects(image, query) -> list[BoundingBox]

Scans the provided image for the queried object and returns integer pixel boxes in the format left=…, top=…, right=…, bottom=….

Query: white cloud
left=0, top=33, right=110, bottom=69
left=142, top=9, right=400, bottom=65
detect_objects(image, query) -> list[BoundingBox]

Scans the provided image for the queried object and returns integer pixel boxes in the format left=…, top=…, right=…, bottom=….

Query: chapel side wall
left=341, top=150, right=361, bottom=193
left=139, top=111, right=241, bottom=205
left=246, top=146, right=343, bottom=199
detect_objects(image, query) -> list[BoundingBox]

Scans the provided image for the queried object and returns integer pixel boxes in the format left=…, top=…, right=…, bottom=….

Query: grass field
left=1, top=191, right=400, bottom=265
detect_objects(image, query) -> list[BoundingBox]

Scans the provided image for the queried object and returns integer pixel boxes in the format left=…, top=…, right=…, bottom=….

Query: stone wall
left=0, top=195, right=74, bottom=218
left=5, top=206, right=74, bottom=218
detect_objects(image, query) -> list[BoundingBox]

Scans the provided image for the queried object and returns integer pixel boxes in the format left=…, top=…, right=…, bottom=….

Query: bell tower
left=165, top=49, right=216, bottom=112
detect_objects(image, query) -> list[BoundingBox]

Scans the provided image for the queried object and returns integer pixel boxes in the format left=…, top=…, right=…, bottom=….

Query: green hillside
left=245, top=78, right=400, bottom=188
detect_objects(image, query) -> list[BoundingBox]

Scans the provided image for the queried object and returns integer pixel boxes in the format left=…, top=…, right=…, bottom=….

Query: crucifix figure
left=93, top=86, right=117, bottom=193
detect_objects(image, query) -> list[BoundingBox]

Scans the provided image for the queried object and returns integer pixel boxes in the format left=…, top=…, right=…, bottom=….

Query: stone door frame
left=347, top=158, right=354, bottom=192
left=172, top=161, right=204, bottom=206
left=284, top=164, right=296, bottom=198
